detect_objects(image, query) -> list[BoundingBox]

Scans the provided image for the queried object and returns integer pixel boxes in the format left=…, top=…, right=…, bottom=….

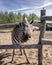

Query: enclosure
left=0, top=9, right=52, bottom=65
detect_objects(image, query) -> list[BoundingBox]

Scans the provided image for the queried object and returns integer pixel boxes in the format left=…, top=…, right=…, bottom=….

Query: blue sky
left=0, top=0, right=52, bottom=17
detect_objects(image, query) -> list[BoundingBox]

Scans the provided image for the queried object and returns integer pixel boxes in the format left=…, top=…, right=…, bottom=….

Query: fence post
left=38, top=9, right=46, bottom=65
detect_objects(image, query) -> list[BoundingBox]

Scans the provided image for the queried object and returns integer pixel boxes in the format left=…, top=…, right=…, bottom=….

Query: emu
left=11, top=15, right=33, bottom=63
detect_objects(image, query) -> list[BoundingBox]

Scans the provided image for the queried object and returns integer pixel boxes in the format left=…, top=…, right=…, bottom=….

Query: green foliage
left=17, top=12, right=22, bottom=22
left=28, top=13, right=40, bottom=21
left=0, top=11, right=39, bottom=24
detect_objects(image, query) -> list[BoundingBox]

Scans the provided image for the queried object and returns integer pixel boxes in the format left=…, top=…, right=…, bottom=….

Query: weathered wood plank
left=0, top=23, right=18, bottom=28
left=41, top=16, right=52, bottom=20
left=0, top=44, right=41, bottom=49
left=38, top=9, right=46, bottom=65
left=0, top=21, right=42, bottom=28
left=41, top=38, right=52, bottom=44
left=32, top=22, right=43, bottom=27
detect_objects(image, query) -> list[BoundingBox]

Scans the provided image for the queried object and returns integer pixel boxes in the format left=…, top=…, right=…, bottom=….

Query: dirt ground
left=0, top=30, right=52, bottom=65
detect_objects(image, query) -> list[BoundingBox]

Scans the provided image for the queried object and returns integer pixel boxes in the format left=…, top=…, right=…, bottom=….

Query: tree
left=8, top=12, right=14, bottom=23
left=0, top=11, right=4, bottom=23
left=0, top=11, right=40, bottom=24
left=28, top=13, right=40, bottom=21
left=17, top=12, right=22, bottom=22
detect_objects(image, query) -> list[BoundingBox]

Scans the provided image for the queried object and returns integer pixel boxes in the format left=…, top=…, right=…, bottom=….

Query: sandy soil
left=0, top=30, right=52, bottom=65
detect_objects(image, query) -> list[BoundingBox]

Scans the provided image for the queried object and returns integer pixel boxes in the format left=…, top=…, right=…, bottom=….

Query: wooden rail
left=0, top=21, right=42, bottom=28
left=41, top=16, right=52, bottom=20
left=32, top=22, right=43, bottom=27
left=0, top=23, right=18, bottom=28
left=41, top=38, right=52, bottom=44
left=0, top=44, right=41, bottom=49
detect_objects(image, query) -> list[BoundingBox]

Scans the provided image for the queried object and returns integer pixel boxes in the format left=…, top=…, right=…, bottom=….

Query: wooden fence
left=0, top=9, right=52, bottom=65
